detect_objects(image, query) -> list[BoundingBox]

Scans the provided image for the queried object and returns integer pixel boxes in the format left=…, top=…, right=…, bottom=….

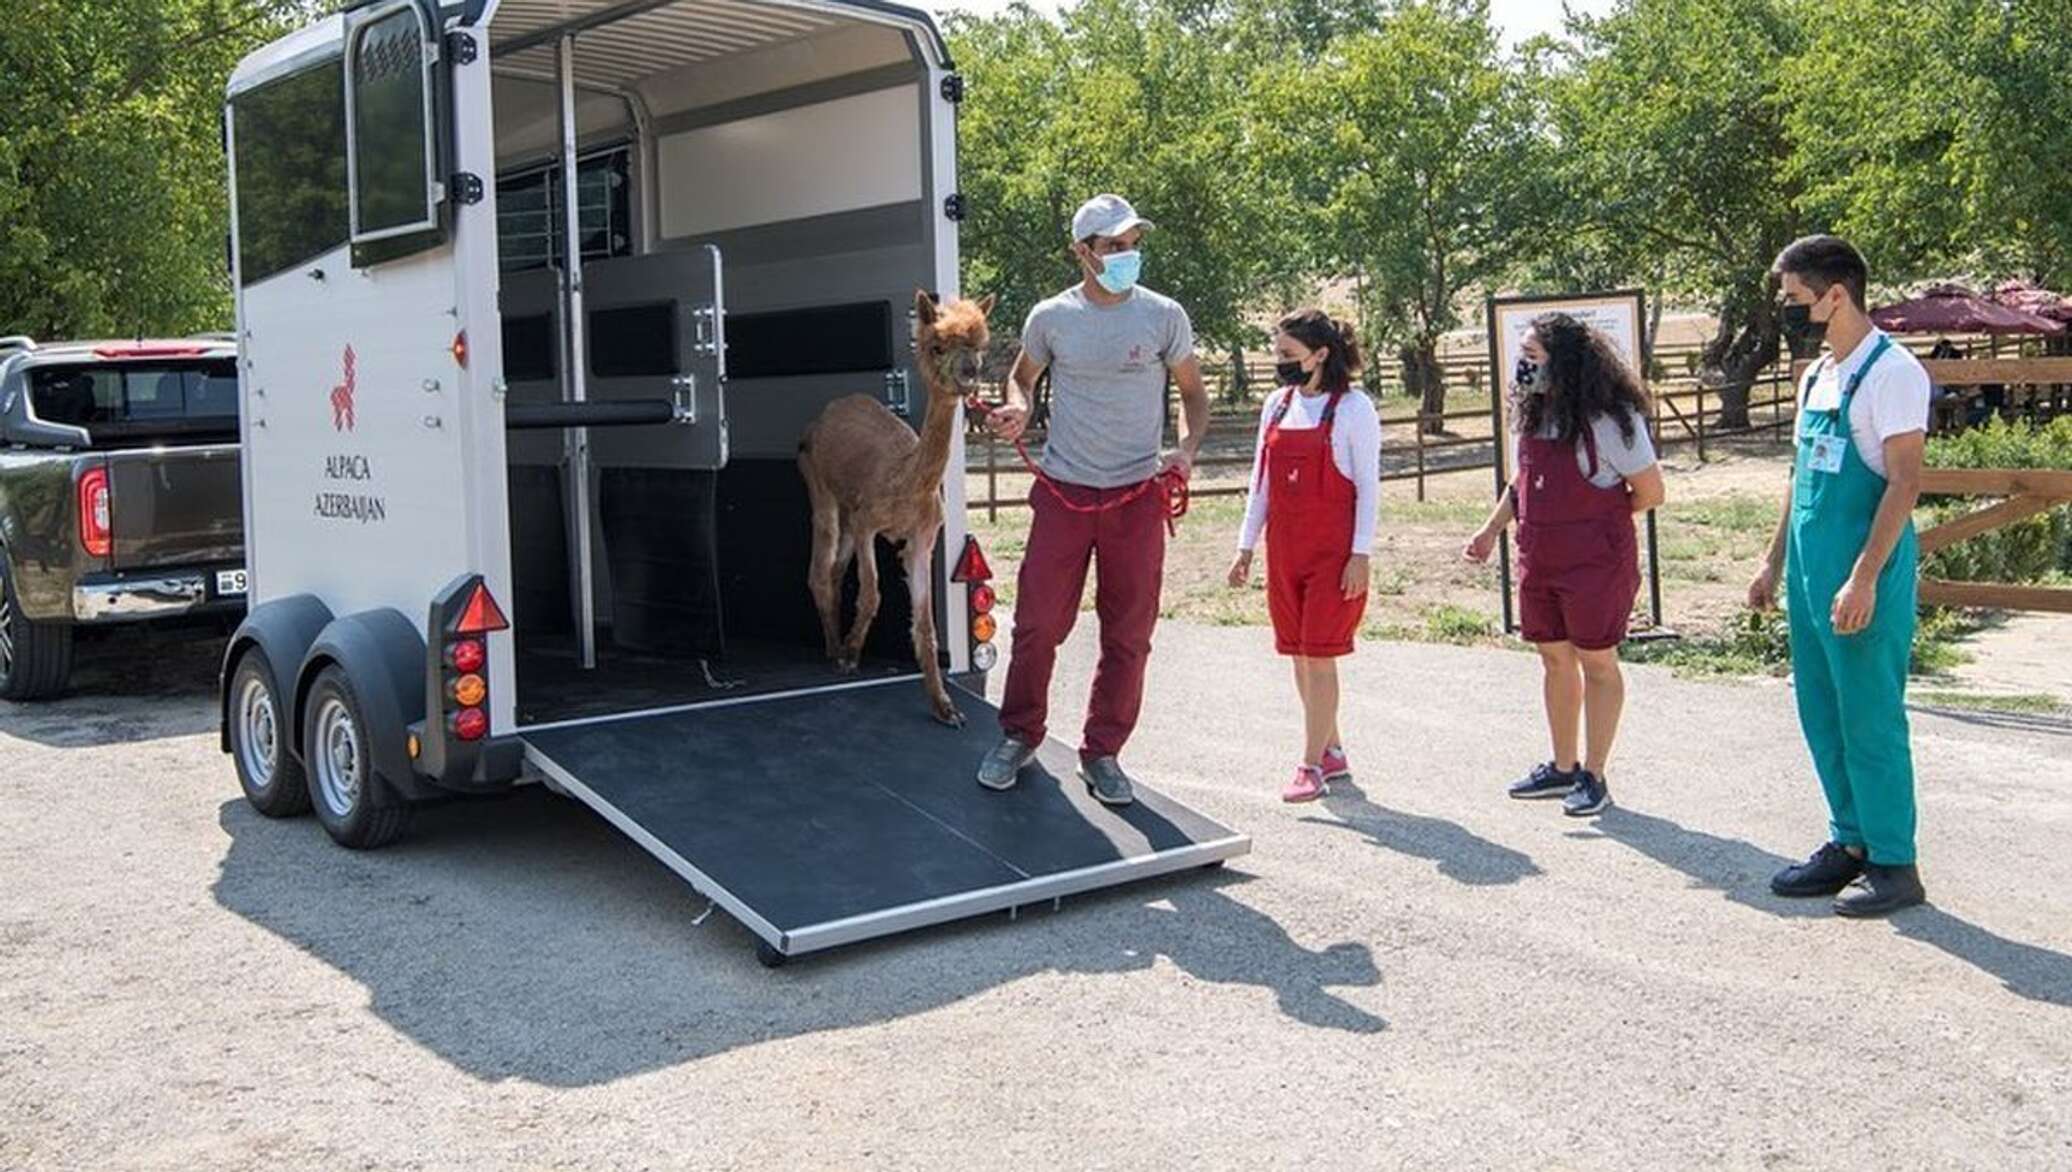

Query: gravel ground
left=2, top=622, right=2069, bottom=1170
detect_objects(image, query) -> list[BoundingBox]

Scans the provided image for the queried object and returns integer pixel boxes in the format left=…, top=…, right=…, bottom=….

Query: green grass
left=1911, top=691, right=2068, bottom=716
left=1422, top=603, right=1497, bottom=644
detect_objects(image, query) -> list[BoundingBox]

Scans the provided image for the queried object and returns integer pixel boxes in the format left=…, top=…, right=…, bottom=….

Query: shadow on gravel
left=1907, top=703, right=2072, bottom=739
left=1588, top=806, right=2072, bottom=1007
left=1305, top=778, right=1541, bottom=886
left=0, top=626, right=223, bottom=748
left=211, top=791, right=1384, bottom=1087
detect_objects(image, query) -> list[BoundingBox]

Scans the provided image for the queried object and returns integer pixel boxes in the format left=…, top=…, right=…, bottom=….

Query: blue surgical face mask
left=1095, top=249, right=1142, bottom=294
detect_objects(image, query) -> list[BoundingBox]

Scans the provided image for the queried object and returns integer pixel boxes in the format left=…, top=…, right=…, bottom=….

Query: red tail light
left=452, top=707, right=488, bottom=741
left=455, top=582, right=509, bottom=634
left=952, top=534, right=993, bottom=583
left=79, top=468, right=112, bottom=558
left=969, top=583, right=996, bottom=614
left=91, top=343, right=206, bottom=359
left=451, top=330, right=469, bottom=369
left=447, top=638, right=486, bottom=673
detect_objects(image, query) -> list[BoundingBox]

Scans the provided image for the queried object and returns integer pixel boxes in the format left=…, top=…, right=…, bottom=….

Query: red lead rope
left=964, top=392, right=1190, bottom=536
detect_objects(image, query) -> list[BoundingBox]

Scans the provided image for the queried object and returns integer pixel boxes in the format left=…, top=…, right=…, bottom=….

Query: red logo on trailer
left=330, top=345, right=357, bottom=432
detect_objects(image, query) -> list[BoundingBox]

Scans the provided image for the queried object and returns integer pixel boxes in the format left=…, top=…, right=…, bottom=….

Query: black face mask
left=1276, top=359, right=1308, bottom=386
left=1514, top=356, right=1541, bottom=390
left=1781, top=301, right=1827, bottom=345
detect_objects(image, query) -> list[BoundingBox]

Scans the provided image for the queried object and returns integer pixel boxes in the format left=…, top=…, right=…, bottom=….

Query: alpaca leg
left=905, top=533, right=962, bottom=727
left=804, top=482, right=844, bottom=662
left=839, top=532, right=881, bottom=671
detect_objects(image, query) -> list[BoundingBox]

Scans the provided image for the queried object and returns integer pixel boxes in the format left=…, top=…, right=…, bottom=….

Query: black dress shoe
left=1834, top=864, right=1927, bottom=918
left=1771, top=842, right=1865, bottom=897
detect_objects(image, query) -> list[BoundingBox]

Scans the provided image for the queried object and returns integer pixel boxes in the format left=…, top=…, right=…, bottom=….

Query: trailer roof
left=228, top=1, right=947, bottom=99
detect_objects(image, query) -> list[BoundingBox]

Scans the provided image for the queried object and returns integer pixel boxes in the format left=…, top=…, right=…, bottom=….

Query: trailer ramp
left=520, top=679, right=1250, bottom=962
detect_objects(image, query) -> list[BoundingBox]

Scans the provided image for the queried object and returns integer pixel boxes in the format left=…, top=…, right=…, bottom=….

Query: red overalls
left=1261, top=388, right=1366, bottom=658
left=1514, top=423, right=1640, bottom=650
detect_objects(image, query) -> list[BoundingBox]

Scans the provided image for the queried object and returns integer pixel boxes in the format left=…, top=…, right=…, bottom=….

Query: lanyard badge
left=1808, top=433, right=1847, bottom=475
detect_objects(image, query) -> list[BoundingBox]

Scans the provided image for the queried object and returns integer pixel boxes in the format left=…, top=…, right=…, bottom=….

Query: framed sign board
left=1483, top=289, right=1667, bottom=637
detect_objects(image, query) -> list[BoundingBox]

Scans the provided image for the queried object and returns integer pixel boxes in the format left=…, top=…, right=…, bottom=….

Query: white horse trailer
left=218, top=0, right=1246, bottom=965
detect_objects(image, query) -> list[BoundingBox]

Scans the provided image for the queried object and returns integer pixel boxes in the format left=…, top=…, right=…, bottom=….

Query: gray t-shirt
left=1515, top=408, right=1658, bottom=488
left=1021, top=285, right=1196, bottom=488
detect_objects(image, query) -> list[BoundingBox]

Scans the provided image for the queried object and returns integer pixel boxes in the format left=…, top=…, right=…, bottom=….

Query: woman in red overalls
left=1228, top=310, right=1381, bottom=802
left=1464, top=313, right=1665, bottom=817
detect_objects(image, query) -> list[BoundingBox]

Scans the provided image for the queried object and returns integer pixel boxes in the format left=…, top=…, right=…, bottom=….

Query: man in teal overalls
left=1749, top=235, right=1930, bottom=917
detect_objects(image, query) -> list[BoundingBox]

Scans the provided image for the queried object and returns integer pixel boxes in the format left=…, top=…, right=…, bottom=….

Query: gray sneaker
left=1077, top=755, right=1136, bottom=807
left=977, top=736, right=1038, bottom=791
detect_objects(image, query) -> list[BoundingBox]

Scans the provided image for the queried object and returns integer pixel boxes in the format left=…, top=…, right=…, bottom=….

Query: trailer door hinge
left=940, top=73, right=965, bottom=104
left=446, top=31, right=479, bottom=65
left=450, top=172, right=484, bottom=205
left=943, top=193, right=968, bottom=222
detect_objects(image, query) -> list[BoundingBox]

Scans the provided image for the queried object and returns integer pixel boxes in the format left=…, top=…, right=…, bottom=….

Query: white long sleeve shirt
left=1237, top=387, right=1383, bottom=556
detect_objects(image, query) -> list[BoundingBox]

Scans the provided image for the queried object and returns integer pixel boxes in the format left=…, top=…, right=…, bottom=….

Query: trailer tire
left=228, top=649, right=309, bottom=817
left=0, top=558, right=74, bottom=701
left=303, top=665, right=410, bottom=849
left=755, top=941, right=789, bottom=969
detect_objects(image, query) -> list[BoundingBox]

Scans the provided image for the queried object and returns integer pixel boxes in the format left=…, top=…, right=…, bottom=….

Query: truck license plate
left=216, top=570, right=248, bottom=597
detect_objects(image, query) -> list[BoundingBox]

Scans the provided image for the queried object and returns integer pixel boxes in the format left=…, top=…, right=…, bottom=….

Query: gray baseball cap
left=1071, top=193, right=1154, bottom=242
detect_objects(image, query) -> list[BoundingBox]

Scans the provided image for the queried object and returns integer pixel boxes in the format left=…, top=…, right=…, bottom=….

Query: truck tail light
left=79, top=468, right=112, bottom=558
left=451, top=707, right=488, bottom=741
left=956, top=535, right=997, bottom=669
left=442, top=582, right=504, bottom=736
left=969, top=583, right=996, bottom=614
left=951, top=534, right=993, bottom=583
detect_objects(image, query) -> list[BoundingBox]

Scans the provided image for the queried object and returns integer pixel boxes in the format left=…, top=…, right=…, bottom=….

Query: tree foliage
left=0, top=1, right=305, bottom=339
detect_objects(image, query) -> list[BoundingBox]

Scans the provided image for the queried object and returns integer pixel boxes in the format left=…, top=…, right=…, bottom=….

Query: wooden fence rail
left=1917, top=468, right=2072, bottom=613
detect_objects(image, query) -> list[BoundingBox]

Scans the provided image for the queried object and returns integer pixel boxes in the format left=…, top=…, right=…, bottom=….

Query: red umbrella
left=1989, top=280, right=2072, bottom=324
left=1870, top=282, right=2064, bottom=335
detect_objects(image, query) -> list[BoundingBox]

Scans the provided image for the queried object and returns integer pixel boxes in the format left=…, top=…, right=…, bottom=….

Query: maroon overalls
left=1261, top=388, right=1366, bottom=658
left=1514, top=423, right=1639, bottom=650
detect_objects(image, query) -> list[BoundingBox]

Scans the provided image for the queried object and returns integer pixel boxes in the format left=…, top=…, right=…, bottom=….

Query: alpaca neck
left=900, top=381, right=962, bottom=495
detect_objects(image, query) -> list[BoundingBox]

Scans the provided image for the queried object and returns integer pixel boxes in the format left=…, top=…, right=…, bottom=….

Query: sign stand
left=1484, top=289, right=1674, bottom=640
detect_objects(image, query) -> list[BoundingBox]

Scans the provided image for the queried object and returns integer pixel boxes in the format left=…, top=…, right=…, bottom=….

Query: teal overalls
left=1785, top=334, right=1918, bottom=866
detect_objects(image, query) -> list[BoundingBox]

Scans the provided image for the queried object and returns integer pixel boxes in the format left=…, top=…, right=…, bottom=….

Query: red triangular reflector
left=456, top=581, right=509, bottom=634
left=952, top=535, right=993, bottom=583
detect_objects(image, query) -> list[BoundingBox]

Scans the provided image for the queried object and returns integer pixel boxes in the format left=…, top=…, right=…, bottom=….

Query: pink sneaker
left=1320, top=745, right=1351, bottom=782
left=1282, top=765, right=1327, bottom=803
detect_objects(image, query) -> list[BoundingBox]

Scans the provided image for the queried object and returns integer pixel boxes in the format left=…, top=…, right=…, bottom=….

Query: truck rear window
left=28, top=361, right=240, bottom=443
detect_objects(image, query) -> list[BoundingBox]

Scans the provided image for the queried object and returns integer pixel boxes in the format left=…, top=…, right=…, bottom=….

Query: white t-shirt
left=1795, top=329, right=1930, bottom=478
left=1512, top=408, right=1658, bottom=489
left=1237, top=387, right=1382, bottom=556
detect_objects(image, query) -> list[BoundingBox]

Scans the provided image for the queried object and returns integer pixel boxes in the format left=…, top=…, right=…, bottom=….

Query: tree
left=1785, top=0, right=2072, bottom=291
left=0, top=1, right=307, bottom=339
left=1544, top=0, right=1808, bottom=428
left=1253, top=0, right=1540, bottom=431
left=947, top=0, right=1308, bottom=364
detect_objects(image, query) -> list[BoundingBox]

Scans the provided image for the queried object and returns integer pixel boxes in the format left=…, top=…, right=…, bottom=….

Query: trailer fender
left=295, top=609, right=428, bottom=804
left=220, top=595, right=335, bottom=757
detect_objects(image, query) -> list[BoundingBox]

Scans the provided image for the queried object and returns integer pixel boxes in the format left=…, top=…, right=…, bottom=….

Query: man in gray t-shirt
left=974, top=194, right=1210, bottom=806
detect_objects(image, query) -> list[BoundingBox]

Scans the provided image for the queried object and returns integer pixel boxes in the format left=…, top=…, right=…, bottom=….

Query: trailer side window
left=497, top=149, right=632, bottom=274
left=346, top=1, right=442, bottom=252
left=231, top=60, right=349, bottom=286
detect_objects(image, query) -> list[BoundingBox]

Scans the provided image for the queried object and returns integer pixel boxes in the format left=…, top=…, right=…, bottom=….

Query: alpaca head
left=913, top=289, right=995, bottom=395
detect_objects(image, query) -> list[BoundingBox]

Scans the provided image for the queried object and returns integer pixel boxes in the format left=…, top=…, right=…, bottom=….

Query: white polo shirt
left=1795, top=328, right=1930, bottom=478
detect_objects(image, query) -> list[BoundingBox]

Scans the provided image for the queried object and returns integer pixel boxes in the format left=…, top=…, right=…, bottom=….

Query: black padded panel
left=506, top=464, right=572, bottom=643
left=599, top=467, right=723, bottom=657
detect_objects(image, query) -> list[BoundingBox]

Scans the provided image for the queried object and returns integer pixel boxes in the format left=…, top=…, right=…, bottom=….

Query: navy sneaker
left=1834, top=863, right=1927, bottom=918
left=1771, top=842, right=1865, bottom=897
left=1561, top=770, right=1611, bottom=816
left=1507, top=762, right=1577, bottom=800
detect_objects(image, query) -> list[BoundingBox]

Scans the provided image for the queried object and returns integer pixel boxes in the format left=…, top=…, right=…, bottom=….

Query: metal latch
left=882, top=370, right=911, bottom=416
left=450, top=172, right=484, bottom=205
left=691, top=306, right=722, bottom=357
left=446, top=31, right=479, bottom=65
left=940, top=73, right=965, bottom=104
left=671, top=374, right=699, bottom=425
left=943, top=193, right=968, bottom=222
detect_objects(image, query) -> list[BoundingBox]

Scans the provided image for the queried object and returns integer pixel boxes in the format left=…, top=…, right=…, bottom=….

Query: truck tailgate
left=104, top=444, right=243, bottom=571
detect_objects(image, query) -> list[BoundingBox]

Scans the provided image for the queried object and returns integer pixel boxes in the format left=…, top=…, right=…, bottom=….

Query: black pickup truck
left=0, top=336, right=245, bottom=699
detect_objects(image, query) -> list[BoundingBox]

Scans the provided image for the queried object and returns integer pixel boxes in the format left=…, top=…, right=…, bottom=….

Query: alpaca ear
left=914, top=288, right=938, bottom=326
left=976, top=293, right=998, bottom=317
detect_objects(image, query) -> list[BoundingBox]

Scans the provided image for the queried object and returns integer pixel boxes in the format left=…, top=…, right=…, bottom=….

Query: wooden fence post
left=1414, top=417, right=1427, bottom=503
left=1696, top=382, right=1708, bottom=462
left=986, top=432, right=999, bottom=522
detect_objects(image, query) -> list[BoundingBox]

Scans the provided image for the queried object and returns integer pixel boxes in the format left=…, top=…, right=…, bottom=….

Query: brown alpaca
left=798, top=289, right=995, bottom=727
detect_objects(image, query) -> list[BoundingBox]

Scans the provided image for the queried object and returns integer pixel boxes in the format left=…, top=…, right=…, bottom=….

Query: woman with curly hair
left=1464, top=312, right=1665, bottom=816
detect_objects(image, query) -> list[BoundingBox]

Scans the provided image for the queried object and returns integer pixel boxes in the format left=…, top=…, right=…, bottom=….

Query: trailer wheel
left=755, top=941, right=789, bottom=969
left=303, top=665, right=409, bottom=849
left=0, top=559, right=74, bottom=701
left=229, top=649, right=309, bottom=817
